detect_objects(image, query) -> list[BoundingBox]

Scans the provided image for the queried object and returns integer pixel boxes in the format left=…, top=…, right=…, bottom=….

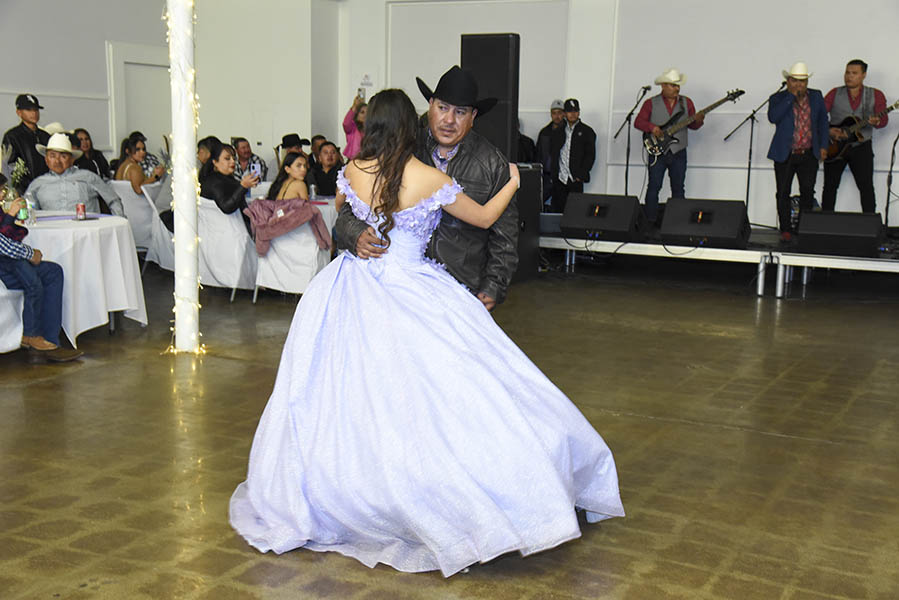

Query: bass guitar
left=643, top=89, right=745, bottom=159
left=825, top=98, right=899, bottom=162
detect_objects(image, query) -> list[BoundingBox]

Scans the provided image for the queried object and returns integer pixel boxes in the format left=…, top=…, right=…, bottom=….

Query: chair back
left=197, top=198, right=257, bottom=290
left=141, top=181, right=174, bottom=213
left=110, top=180, right=154, bottom=250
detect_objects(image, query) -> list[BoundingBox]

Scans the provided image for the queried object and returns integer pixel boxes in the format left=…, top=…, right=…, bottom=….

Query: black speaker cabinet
left=797, top=211, right=884, bottom=257
left=560, top=193, right=645, bottom=242
left=461, top=33, right=519, bottom=161
left=513, top=163, right=542, bottom=283
left=660, top=198, right=750, bottom=249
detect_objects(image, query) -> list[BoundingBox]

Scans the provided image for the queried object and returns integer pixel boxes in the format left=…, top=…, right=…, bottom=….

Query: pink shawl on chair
left=243, top=197, right=332, bottom=256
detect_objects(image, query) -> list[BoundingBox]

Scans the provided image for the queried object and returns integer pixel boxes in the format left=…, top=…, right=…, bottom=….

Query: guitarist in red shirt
left=635, top=69, right=704, bottom=227
left=822, top=59, right=890, bottom=213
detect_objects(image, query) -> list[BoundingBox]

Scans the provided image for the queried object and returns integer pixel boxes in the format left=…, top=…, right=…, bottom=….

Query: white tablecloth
left=0, top=280, right=24, bottom=353
left=24, top=211, right=148, bottom=347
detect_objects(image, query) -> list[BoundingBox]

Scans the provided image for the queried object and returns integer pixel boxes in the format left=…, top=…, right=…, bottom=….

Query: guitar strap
left=862, top=86, right=871, bottom=122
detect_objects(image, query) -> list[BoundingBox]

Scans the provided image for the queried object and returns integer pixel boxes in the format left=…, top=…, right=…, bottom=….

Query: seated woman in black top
left=304, top=141, right=342, bottom=196
left=199, top=141, right=259, bottom=236
left=73, top=128, right=111, bottom=178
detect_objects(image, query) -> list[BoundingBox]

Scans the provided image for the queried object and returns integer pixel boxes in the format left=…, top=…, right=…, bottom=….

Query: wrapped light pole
left=166, top=0, right=202, bottom=353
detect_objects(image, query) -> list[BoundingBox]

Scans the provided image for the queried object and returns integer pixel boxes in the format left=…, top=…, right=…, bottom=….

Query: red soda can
left=76, top=203, right=86, bottom=220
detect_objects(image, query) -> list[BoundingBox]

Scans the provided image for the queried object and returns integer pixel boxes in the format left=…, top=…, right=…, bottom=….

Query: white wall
left=311, top=0, right=340, bottom=144
left=0, top=0, right=167, bottom=153
left=196, top=0, right=314, bottom=172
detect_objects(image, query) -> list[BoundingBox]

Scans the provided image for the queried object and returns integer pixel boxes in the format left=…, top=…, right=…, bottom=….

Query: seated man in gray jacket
left=335, top=66, right=519, bottom=310
left=24, top=133, right=123, bottom=216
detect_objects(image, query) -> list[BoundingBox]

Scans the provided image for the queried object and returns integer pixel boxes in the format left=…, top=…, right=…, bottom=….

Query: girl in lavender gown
left=230, top=88, right=624, bottom=577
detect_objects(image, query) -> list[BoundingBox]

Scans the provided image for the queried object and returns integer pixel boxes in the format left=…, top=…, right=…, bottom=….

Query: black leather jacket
left=335, top=126, right=518, bottom=304
left=2, top=123, right=50, bottom=194
left=201, top=171, right=252, bottom=237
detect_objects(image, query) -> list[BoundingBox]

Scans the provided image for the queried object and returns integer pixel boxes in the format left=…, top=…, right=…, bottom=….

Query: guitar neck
left=847, top=101, right=899, bottom=134
left=666, top=97, right=730, bottom=135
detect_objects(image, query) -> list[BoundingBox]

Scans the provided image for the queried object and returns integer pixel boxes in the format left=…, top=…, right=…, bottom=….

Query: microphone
left=779, top=80, right=787, bottom=90
left=642, top=85, right=651, bottom=91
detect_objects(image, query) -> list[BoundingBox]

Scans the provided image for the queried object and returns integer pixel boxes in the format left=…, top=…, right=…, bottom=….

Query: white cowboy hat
left=43, top=122, right=71, bottom=136
left=654, top=68, right=687, bottom=86
left=783, top=62, right=812, bottom=80
left=36, top=132, right=83, bottom=159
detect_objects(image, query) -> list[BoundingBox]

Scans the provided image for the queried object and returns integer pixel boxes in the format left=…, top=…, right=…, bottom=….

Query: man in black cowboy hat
left=2, top=94, right=51, bottom=194
left=335, top=66, right=518, bottom=311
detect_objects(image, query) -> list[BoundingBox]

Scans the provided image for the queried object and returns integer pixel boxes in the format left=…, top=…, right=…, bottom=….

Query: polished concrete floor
left=2, top=255, right=899, bottom=599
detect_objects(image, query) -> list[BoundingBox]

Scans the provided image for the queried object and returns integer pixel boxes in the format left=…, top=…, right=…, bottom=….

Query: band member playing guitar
left=635, top=68, right=704, bottom=226
left=823, top=59, right=890, bottom=213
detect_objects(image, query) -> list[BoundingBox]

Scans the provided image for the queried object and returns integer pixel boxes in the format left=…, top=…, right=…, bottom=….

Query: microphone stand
left=885, top=128, right=899, bottom=236
left=725, top=83, right=785, bottom=213
left=614, top=86, right=650, bottom=195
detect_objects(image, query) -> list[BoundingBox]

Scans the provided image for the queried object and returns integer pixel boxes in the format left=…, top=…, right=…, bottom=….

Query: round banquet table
left=24, top=211, right=148, bottom=347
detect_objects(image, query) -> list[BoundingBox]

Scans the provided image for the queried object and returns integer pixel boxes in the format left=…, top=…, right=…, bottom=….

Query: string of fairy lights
left=164, top=0, right=205, bottom=354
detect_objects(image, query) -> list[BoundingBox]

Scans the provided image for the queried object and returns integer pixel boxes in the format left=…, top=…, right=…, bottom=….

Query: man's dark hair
left=197, top=135, right=222, bottom=152
left=311, top=134, right=326, bottom=144
left=232, top=136, right=249, bottom=147
left=847, top=59, right=868, bottom=73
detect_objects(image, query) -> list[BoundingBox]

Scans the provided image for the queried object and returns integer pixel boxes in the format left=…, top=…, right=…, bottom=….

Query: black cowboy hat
left=281, top=133, right=311, bottom=148
left=415, top=66, right=496, bottom=116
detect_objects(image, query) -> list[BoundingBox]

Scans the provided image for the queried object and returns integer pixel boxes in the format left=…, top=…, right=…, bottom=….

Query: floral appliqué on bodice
left=337, top=167, right=462, bottom=258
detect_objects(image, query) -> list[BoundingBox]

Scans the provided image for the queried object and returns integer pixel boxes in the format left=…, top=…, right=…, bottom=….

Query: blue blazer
left=767, top=89, right=830, bottom=163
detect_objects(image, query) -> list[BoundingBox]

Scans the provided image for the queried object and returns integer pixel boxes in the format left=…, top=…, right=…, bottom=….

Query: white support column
left=167, top=0, right=200, bottom=352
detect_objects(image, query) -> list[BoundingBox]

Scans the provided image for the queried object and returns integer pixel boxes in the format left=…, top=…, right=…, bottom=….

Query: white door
left=124, top=62, right=172, bottom=159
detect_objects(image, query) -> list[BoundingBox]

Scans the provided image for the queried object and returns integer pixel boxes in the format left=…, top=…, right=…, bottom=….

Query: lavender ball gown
left=230, top=168, right=624, bottom=577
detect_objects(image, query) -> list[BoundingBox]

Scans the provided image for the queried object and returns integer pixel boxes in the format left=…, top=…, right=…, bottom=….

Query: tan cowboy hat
left=782, top=62, right=812, bottom=80
left=43, top=122, right=71, bottom=136
left=654, top=68, right=687, bottom=86
left=36, top=132, right=83, bottom=159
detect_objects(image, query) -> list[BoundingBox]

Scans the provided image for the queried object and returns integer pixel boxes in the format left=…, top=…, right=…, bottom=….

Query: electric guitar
left=643, top=89, right=745, bottom=158
left=825, top=98, right=899, bottom=162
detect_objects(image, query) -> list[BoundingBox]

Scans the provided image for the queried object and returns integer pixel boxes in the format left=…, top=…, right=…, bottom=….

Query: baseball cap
left=550, top=99, right=564, bottom=111
left=563, top=98, right=580, bottom=112
left=16, top=94, right=43, bottom=110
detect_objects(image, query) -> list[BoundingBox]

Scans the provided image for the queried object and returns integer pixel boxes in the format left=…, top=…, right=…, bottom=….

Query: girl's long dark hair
left=267, top=152, right=306, bottom=200
left=353, top=89, right=417, bottom=246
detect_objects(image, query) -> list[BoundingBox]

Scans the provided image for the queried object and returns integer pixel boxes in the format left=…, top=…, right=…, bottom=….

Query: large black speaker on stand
left=660, top=197, right=750, bottom=249
left=797, top=211, right=884, bottom=257
left=560, top=193, right=646, bottom=242
left=513, top=163, right=542, bottom=282
left=461, top=33, right=519, bottom=161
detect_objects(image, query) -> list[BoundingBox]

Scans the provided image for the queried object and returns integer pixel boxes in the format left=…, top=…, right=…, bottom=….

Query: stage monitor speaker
left=461, top=33, right=519, bottom=161
left=660, top=197, right=750, bottom=249
left=797, top=211, right=884, bottom=257
left=560, top=193, right=645, bottom=242
left=513, top=163, right=542, bottom=283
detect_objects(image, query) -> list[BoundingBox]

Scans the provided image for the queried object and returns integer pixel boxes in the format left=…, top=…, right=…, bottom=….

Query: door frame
left=106, top=41, right=169, bottom=151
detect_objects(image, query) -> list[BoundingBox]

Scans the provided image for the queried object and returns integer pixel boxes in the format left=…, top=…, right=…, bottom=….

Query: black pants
left=822, top=140, right=876, bottom=213
left=550, top=178, right=583, bottom=213
left=774, top=150, right=819, bottom=233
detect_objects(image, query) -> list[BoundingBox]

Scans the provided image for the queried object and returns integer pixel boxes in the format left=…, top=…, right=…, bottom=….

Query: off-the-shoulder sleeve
left=432, top=179, right=463, bottom=208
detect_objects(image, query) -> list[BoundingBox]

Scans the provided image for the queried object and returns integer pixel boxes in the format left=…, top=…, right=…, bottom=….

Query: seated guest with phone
left=233, top=137, right=269, bottom=182
left=200, top=140, right=258, bottom=237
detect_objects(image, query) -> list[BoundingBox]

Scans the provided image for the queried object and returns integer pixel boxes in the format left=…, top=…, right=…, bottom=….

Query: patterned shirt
left=792, top=95, right=812, bottom=151
left=558, top=120, right=578, bottom=183
left=431, top=143, right=460, bottom=174
left=0, top=222, right=33, bottom=261
left=234, top=154, right=269, bottom=181
left=24, top=167, right=124, bottom=217
left=140, top=153, right=161, bottom=177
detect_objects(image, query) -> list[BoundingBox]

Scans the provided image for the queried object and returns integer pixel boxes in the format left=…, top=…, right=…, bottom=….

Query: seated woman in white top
left=114, top=132, right=165, bottom=195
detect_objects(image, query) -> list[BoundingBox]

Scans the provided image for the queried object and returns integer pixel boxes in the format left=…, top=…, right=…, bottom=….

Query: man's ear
left=472, top=108, right=478, bottom=119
